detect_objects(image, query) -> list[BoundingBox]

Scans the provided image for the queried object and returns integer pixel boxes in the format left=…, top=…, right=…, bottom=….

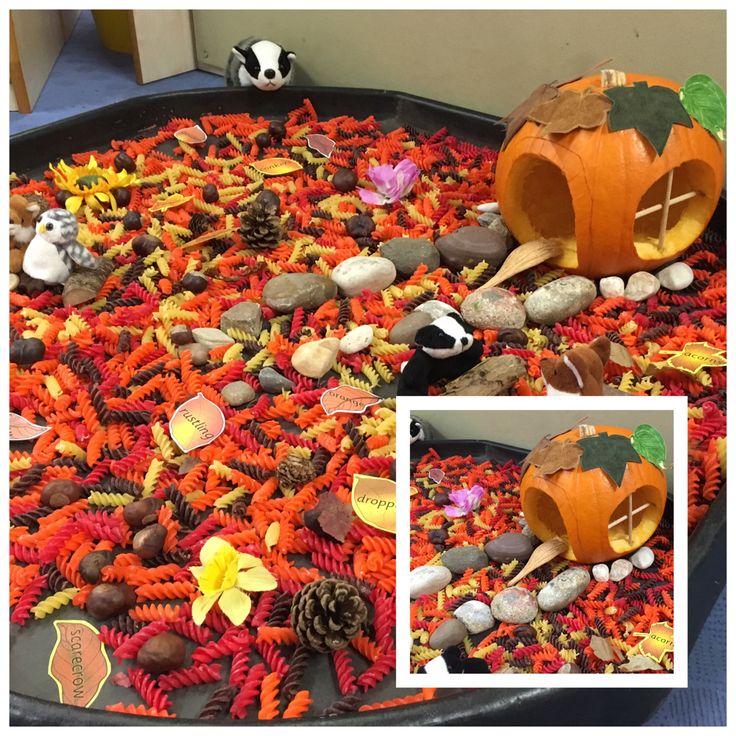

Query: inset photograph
left=398, top=399, right=687, bottom=686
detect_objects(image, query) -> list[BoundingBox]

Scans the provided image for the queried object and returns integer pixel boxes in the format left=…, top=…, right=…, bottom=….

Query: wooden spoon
left=507, top=536, right=569, bottom=586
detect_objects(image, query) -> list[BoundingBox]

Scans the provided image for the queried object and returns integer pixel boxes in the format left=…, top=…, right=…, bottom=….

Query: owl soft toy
left=23, top=209, right=97, bottom=284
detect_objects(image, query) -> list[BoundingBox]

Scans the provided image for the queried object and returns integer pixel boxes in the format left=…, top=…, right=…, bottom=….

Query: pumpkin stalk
left=600, top=69, right=627, bottom=88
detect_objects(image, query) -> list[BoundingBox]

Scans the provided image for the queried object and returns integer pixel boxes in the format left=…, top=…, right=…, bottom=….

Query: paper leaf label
left=527, top=87, right=612, bottom=135
left=251, top=157, right=303, bottom=176
left=9, top=412, right=51, bottom=441
left=660, top=341, right=726, bottom=375
left=148, top=193, right=193, bottom=213
left=48, top=620, right=111, bottom=708
left=169, top=392, right=225, bottom=452
left=174, top=124, right=207, bottom=145
left=320, top=385, right=380, bottom=416
left=631, top=424, right=667, bottom=468
left=604, top=81, right=693, bottom=155
left=679, top=74, right=726, bottom=141
left=577, top=431, right=642, bottom=487
left=633, top=621, right=674, bottom=663
left=306, top=133, right=336, bottom=158
left=183, top=227, right=237, bottom=250
left=427, top=468, right=445, bottom=484
left=351, top=474, right=395, bottom=534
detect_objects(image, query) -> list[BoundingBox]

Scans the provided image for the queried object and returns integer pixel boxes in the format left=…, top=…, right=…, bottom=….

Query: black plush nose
left=264, top=69, right=276, bottom=79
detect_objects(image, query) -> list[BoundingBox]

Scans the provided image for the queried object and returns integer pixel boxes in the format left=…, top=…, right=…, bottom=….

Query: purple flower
left=358, top=159, right=419, bottom=205
left=444, top=484, right=484, bottom=518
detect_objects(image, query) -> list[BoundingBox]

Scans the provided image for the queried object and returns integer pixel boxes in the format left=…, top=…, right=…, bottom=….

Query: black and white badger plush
left=225, top=38, right=295, bottom=91
left=398, top=312, right=483, bottom=396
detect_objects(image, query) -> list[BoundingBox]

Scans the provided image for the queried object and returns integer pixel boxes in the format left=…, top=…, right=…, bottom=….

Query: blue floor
left=8, top=10, right=727, bottom=727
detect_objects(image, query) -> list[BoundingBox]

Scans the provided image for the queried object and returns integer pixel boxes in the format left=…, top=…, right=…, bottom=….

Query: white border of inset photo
left=395, top=395, right=688, bottom=689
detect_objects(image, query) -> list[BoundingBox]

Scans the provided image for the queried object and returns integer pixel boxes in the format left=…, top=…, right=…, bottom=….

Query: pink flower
left=358, top=159, right=419, bottom=205
left=444, top=484, right=484, bottom=518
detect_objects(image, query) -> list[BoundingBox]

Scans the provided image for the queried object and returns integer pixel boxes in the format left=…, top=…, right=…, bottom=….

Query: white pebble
left=454, top=600, right=495, bottom=634
left=477, top=202, right=501, bottom=214
left=630, top=546, right=655, bottom=570
left=592, top=563, right=610, bottom=582
left=657, top=262, right=694, bottom=291
left=599, top=276, right=625, bottom=298
left=331, top=256, right=396, bottom=297
left=624, top=272, right=660, bottom=301
left=410, top=565, right=452, bottom=599
left=609, top=558, right=634, bottom=582
left=339, top=325, right=374, bottom=354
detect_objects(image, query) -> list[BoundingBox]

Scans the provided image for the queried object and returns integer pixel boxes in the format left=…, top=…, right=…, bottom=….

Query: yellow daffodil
left=190, top=536, right=276, bottom=626
left=49, top=155, right=137, bottom=214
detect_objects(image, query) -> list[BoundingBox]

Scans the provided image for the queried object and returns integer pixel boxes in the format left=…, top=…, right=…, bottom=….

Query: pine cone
left=188, top=212, right=211, bottom=237
left=238, top=201, right=284, bottom=249
left=276, top=453, right=316, bottom=492
left=291, top=579, right=368, bottom=652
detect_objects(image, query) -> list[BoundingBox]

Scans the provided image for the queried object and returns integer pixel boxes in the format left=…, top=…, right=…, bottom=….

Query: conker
left=132, top=523, right=167, bottom=560
left=123, top=497, right=163, bottom=529
left=114, top=152, right=136, bottom=173
left=40, top=479, right=82, bottom=508
left=55, top=190, right=72, bottom=208
left=346, top=214, right=375, bottom=238
left=255, top=132, right=271, bottom=149
left=202, top=183, right=219, bottom=203
left=131, top=234, right=162, bottom=257
left=10, top=337, right=46, bottom=367
left=254, top=189, right=280, bottom=212
left=123, top=211, right=142, bottom=231
left=170, top=325, right=194, bottom=345
left=268, top=120, right=286, bottom=140
left=332, top=168, right=358, bottom=192
left=180, top=272, right=208, bottom=294
left=79, top=550, right=115, bottom=584
left=136, top=632, right=186, bottom=674
left=110, top=187, right=131, bottom=208
left=86, top=583, right=136, bottom=620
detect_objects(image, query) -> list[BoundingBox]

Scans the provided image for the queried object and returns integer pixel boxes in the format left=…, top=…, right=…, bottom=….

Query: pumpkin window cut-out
left=519, top=425, right=667, bottom=563
left=496, top=72, right=725, bottom=278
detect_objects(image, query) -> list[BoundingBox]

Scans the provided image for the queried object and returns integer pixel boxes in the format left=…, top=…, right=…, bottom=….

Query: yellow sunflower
left=190, top=536, right=277, bottom=626
left=50, top=155, right=137, bottom=214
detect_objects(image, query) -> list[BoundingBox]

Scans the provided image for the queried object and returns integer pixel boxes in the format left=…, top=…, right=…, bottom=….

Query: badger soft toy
left=225, top=38, right=295, bottom=91
left=398, top=312, right=483, bottom=396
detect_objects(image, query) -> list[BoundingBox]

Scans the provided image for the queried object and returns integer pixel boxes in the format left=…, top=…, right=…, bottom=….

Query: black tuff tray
left=10, top=88, right=726, bottom=726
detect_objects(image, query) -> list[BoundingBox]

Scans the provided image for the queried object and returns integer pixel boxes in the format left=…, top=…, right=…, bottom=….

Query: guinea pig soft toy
left=225, top=38, right=295, bottom=91
left=540, top=336, right=611, bottom=396
left=398, top=312, right=483, bottom=396
left=9, top=193, right=46, bottom=274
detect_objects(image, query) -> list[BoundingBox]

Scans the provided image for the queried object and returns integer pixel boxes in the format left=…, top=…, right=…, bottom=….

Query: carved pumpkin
left=496, top=72, right=725, bottom=278
left=519, top=425, right=667, bottom=563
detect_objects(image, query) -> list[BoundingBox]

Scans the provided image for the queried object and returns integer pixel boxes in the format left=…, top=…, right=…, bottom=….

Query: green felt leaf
left=679, top=74, right=726, bottom=141
left=604, top=81, right=693, bottom=155
left=631, top=424, right=667, bottom=468
left=577, top=432, right=642, bottom=487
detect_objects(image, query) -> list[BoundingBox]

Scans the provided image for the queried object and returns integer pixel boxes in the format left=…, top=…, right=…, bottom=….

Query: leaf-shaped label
left=351, top=474, right=396, bottom=534
left=169, top=392, right=225, bottom=453
left=251, top=157, right=303, bottom=176
left=149, top=193, right=193, bottom=213
left=305, top=133, right=336, bottom=158
left=660, top=341, right=726, bottom=375
left=527, top=87, right=612, bottom=135
left=604, top=81, right=693, bottom=155
left=183, top=227, right=238, bottom=250
left=632, top=621, right=674, bottom=663
left=174, top=124, right=207, bottom=145
left=577, top=431, right=642, bottom=487
left=320, top=385, right=380, bottom=416
left=427, top=468, right=445, bottom=484
left=48, top=620, right=111, bottom=708
left=631, top=424, right=667, bottom=468
left=9, top=412, right=51, bottom=441
left=680, top=74, right=726, bottom=141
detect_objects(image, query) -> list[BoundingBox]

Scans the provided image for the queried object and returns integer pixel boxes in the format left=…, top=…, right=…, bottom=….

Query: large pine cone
left=276, top=453, right=316, bottom=492
left=291, top=579, right=368, bottom=652
left=238, top=201, right=284, bottom=249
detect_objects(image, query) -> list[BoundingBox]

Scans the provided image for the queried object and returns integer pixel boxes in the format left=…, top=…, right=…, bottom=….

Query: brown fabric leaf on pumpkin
left=532, top=440, right=583, bottom=476
left=501, top=83, right=559, bottom=149
left=520, top=435, right=553, bottom=476
left=527, top=87, right=613, bottom=135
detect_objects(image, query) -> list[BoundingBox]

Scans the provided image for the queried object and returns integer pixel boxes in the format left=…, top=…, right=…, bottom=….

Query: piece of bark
left=62, top=258, right=115, bottom=307
left=442, top=355, right=526, bottom=396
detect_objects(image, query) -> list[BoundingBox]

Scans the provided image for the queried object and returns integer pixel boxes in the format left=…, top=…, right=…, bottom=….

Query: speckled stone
left=221, top=381, right=256, bottom=406
left=380, top=238, right=440, bottom=277
left=339, top=325, right=374, bottom=354
left=263, top=273, right=337, bottom=314
left=625, top=271, right=660, bottom=301
left=460, top=288, right=526, bottom=330
left=484, top=532, right=533, bottom=563
left=592, top=564, right=610, bottom=582
left=610, top=558, right=634, bottom=582
left=388, top=310, right=433, bottom=345
left=413, top=300, right=459, bottom=321
left=524, top=276, right=597, bottom=325
left=630, top=546, right=655, bottom=570
left=428, top=618, right=469, bottom=650
left=220, top=301, right=262, bottom=337
left=435, top=226, right=507, bottom=271
left=410, top=565, right=452, bottom=598
left=490, top=586, right=538, bottom=624
left=454, top=600, right=495, bottom=634
left=537, top=568, right=591, bottom=612
left=441, top=546, right=488, bottom=574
